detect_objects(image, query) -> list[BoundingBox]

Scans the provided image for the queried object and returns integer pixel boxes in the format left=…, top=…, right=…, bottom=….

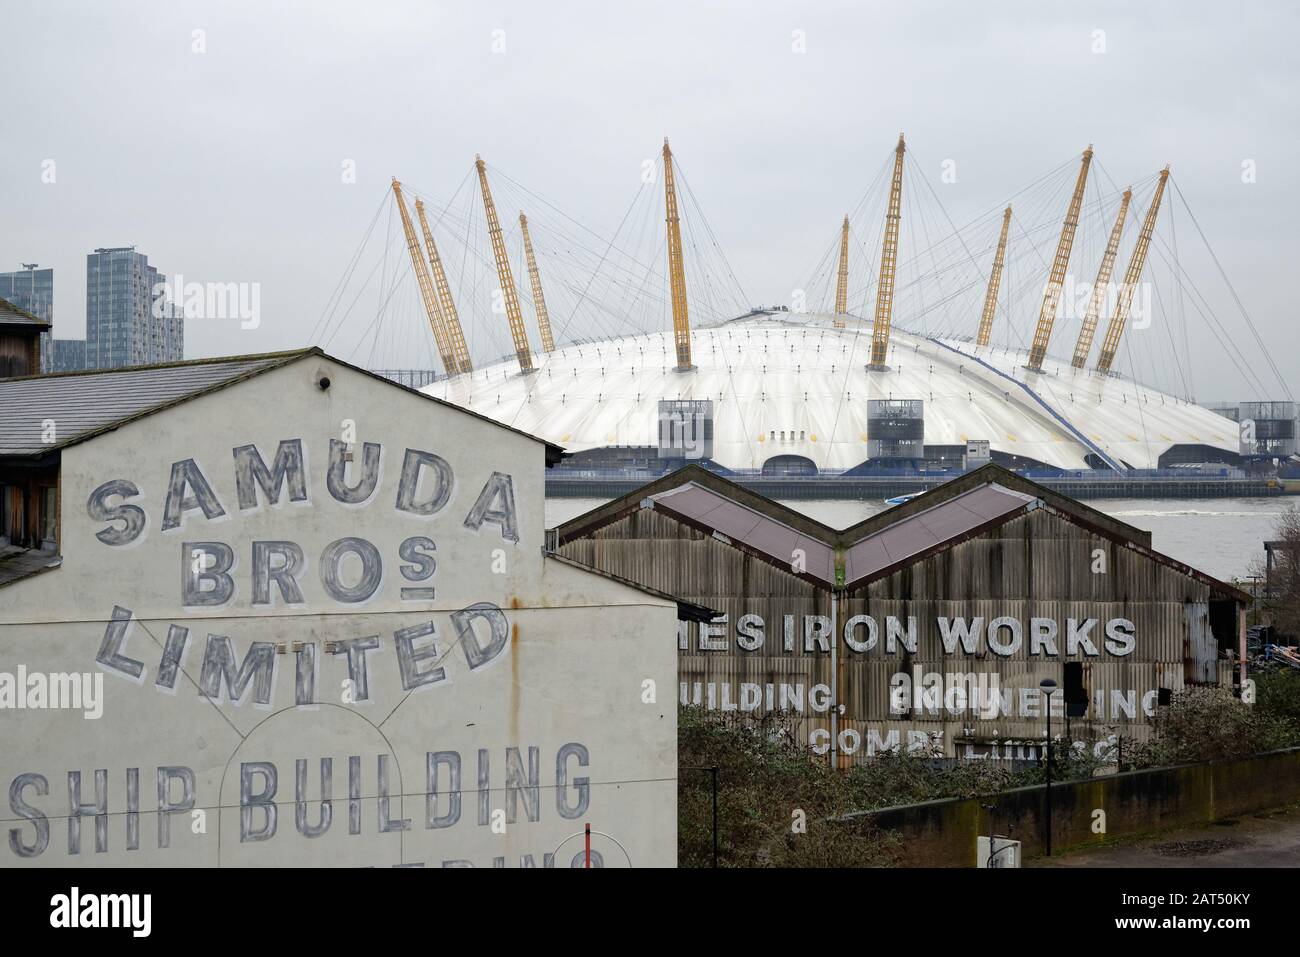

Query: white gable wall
left=0, top=356, right=678, bottom=867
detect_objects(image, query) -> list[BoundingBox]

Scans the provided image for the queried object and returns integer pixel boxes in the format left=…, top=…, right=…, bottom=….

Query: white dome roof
left=422, top=312, right=1237, bottom=471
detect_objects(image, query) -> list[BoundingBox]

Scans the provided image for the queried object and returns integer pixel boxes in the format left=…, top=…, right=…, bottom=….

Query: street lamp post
left=1040, top=678, right=1057, bottom=858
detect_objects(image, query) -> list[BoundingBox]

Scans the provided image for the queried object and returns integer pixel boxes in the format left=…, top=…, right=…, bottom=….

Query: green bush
left=1256, top=668, right=1300, bottom=725
left=1125, top=685, right=1300, bottom=769
left=677, top=708, right=897, bottom=867
left=678, top=677, right=1300, bottom=866
left=677, top=707, right=1102, bottom=867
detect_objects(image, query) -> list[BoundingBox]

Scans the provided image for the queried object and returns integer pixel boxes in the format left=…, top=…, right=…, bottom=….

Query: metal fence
left=370, top=369, right=442, bottom=389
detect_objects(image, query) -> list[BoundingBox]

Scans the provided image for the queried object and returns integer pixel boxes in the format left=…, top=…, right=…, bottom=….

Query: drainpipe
left=1238, top=604, right=1248, bottom=692
left=830, top=589, right=838, bottom=766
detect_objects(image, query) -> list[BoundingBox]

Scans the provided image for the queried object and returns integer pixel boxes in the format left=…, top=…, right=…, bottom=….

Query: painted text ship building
left=0, top=348, right=683, bottom=867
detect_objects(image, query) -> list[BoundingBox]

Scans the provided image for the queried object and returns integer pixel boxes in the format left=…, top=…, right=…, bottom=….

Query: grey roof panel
left=793, top=533, right=836, bottom=581
left=844, top=483, right=1035, bottom=585
left=0, top=355, right=300, bottom=456
left=649, top=481, right=1033, bottom=587
left=960, top=484, right=1037, bottom=519
left=697, top=499, right=766, bottom=540
left=0, top=298, right=49, bottom=327
left=650, top=482, right=836, bottom=584
left=844, top=537, right=890, bottom=583
left=744, top=519, right=801, bottom=558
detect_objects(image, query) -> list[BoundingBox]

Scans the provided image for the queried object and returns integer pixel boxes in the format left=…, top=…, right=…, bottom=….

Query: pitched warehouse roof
left=553, top=462, right=1250, bottom=602
left=646, top=481, right=838, bottom=585
left=843, top=483, right=1038, bottom=584
left=0, top=296, right=50, bottom=328
left=0, top=352, right=308, bottom=456
left=0, top=346, right=582, bottom=593
left=0, top=347, right=564, bottom=462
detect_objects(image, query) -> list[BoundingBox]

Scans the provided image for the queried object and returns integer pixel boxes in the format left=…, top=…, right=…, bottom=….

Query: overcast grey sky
left=2, top=0, right=1295, bottom=400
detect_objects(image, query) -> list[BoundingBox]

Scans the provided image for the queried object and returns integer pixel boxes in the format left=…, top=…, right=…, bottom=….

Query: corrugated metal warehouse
left=552, top=463, right=1250, bottom=764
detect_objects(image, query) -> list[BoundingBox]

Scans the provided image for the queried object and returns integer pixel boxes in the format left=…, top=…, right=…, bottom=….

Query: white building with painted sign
left=0, top=348, right=685, bottom=867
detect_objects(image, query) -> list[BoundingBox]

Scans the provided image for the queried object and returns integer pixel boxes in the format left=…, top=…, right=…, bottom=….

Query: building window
left=40, top=486, right=57, bottom=547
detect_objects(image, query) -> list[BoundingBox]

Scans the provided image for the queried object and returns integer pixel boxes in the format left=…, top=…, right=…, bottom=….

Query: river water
left=545, top=496, right=1295, bottom=583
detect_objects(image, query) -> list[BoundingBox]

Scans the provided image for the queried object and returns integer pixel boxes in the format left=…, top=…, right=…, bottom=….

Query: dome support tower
left=1097, top=167, right=1169, bottom=374
left=663, top=139, right=693, bottom=371
left=868, top=134, right=906, bottom=369
left=975, top=206, right=1012, bottom=347
left=835, top=215, right=850, bottom=315
left=519, top=212, right=556, bottom=354
left=1071, top=189, right=1131, bottom=370
left=392, top=178, right=456, bottom=376
left=415, top=197, right=473, bottom=374
left=476, top=155, right=535, bottom=374
left=1026, top=146, right=1093, bottom=372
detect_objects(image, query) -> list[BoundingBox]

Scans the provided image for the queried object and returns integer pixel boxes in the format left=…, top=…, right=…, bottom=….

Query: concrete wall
left=851, top=747, right=1300, bottom=866
left=0, top=356, right=679, bottom=867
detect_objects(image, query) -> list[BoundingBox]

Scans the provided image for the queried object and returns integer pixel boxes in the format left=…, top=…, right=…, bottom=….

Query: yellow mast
left=1097, top=168, right=1169, bottom=374
left=975, top=206, right=1012, bottom=348
left=663, top=138, right=693, bottom=370
left=868, top=134, right=906, bottom=368
left=1026, top=145, right=1093, bottom=372
left=415, top=198, right=473, bottom=374
left=518, top=212, right=555, bottom=353
left=834, top=215, right=850, bottom=315
left=391, top=178, right=454, bottom=374
left=1070, top=189, right=1131, bottom=370
left=475, top=155, right=534, bottom=374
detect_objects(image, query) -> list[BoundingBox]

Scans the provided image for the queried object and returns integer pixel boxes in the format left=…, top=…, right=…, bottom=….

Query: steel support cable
left=502, top=165, right=657, bottom=429
left=675, top=161, right=751, bottom=314
left=1149, top=271, right=1192, bottom=400
left=490, top=171, right=669, bottom=316
left=1168, top=189, right=1194, bottom=399
left=1137, top=200, right=1272, bottom=399
left=311, top=186, right=389, bottom=344
left=318, top=226, right=405, bottom=353
left=913, top=147, right=1068, bottom=348
left=794, top=152, right=893, bottom=299
left=1092, top=164, right=1201, bottom=400
left=490, top=176, right=670, bottom=349
left=1171, top=176, right=1290, bottom=400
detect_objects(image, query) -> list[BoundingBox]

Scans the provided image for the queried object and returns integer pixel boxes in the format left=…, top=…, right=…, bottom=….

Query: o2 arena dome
left=397, top=139, right=1270, bottom=475
left=422, top=309, right=1236, bottom=473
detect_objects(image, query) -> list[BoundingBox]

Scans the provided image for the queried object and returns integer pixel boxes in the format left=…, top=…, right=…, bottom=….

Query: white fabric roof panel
left=424, top=313, right=1237, bottom=471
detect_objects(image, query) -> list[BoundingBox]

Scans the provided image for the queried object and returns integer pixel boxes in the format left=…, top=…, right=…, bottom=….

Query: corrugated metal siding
left=558, top=505, right=1236, bottom=761
left=843, top=511, right=1213, bottom=749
